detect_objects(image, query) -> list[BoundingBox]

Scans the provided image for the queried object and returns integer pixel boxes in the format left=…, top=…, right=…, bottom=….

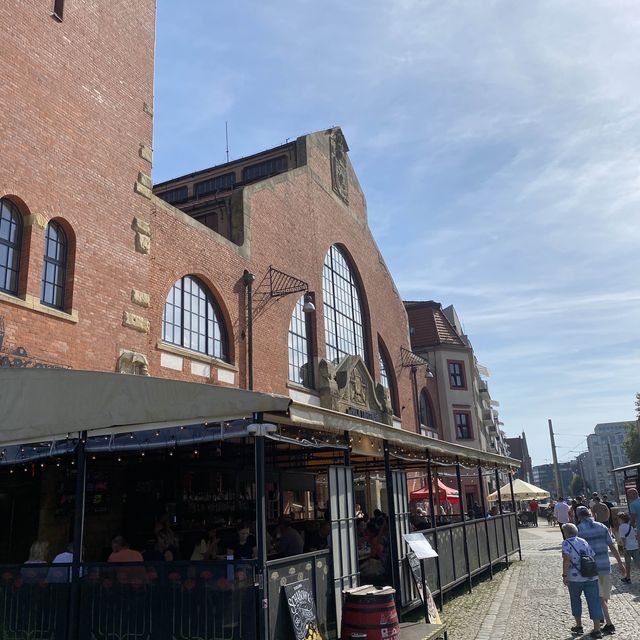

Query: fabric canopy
left=0, top=369, right=291, bottom=446
left=487, top=478, right=550, bottom=502
left=410, top=479, right=460, bottom=504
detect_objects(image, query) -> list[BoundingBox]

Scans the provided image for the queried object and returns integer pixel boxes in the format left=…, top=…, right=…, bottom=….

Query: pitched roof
left=404, top=301, right=465, bottom=348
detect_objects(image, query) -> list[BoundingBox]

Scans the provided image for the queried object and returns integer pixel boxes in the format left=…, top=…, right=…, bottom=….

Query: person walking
left=591, top=496, right=610, bottom=526
left=561, top=523, right=603, bottom=638
left=576, top=506, right=625, bottom=635
left=628, top=488, right=640, bottom=533
left=617, top=512, right=639, bottom=583
left=555, top=497, right=570, bottom=529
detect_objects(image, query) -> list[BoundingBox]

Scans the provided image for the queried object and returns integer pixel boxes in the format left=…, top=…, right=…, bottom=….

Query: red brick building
left=0, top=0, right=441, bottom=438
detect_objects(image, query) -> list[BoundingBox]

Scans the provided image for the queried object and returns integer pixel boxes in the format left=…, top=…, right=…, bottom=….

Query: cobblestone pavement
left=441, top=525, right=640, bottom=640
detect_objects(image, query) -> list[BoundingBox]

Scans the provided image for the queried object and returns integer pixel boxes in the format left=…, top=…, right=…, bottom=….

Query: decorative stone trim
left=24, top=213, right=48, bottom=229
left=132, top=217, right=152, bottom=254
left=0, top=291, right=79, bottom=322
left=139, top=143, right=152, bottom=164
left=117, top=350, right=149, bottom=375
left=134, top=180, right=153, bottom=200
left=137, top=172, right=153, bottom=190
left=131, top=289, right=150, bottom=308
left=156, top=340, right=237, bottom=371
left=143, top=102, right=154, bottom=117
left=122, top=310, right=150, bottom=333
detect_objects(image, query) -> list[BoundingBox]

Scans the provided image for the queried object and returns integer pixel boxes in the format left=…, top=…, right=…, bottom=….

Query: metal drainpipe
left=243, top=270, right=255, bottom=390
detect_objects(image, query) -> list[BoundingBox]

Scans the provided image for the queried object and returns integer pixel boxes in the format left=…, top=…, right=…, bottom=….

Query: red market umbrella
left=410, top=479, right=460, bottom=504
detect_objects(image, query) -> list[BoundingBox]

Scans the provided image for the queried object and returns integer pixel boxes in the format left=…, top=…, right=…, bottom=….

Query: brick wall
left=0, top=3, right=423, bottom=433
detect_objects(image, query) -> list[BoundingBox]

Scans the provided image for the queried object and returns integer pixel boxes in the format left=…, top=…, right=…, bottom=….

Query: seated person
left=275, top=516, right=304, bottom=557
left=233, top=523, right=257, bottom=560
left=108, top=536, right=146, bottom=585
left=22, top=540, right=49, bottom=583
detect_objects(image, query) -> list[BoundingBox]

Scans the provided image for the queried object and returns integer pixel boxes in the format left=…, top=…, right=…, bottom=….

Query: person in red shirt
left=529, top=499, right=540, bottom=527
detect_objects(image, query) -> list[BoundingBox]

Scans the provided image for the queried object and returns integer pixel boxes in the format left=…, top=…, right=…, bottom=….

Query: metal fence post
left=508, top=468, right=522, bottom=560
left=383, top=440, right=401, bottom=608
left=455, top=458, right=472, bottom=593
left=494, top=466, right=510, bottom=568
left=477, top=463, right=493, bottom=579
left=426, top=449, right=443, bottom=610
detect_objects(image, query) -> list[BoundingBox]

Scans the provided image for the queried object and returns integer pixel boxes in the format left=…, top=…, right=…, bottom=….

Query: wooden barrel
left=341, top=586, right=399, bottom=639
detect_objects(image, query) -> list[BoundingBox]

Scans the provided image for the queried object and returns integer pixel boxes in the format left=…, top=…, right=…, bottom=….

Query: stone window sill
left=0, top=291, right=79, bottom=323
left=156, top=341, right=237, bottom=371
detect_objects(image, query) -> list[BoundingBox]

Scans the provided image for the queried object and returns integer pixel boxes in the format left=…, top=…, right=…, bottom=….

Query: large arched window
left=419, top=390, right=436, bottom=433
left=322, top=245, right=366, bottom=364
left=162, top=276, right=228, bottom=361
left=378, top=345, right=398, bottom=414
left=41, top=221, right=68, bottom=309
left=288, top=294, right=314, bottom=388
left=0, top=198, right=23, bottom=295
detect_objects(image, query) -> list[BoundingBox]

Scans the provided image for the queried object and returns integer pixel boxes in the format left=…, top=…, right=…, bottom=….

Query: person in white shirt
left=618, top=512, right=639, bottom=583
left=555, top=498, right=570, bottom=528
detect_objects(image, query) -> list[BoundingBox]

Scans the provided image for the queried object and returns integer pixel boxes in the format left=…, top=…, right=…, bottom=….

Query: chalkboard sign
left=283, top=579, right=324, bottom=640
left=406, top=550, right=441, bottom=624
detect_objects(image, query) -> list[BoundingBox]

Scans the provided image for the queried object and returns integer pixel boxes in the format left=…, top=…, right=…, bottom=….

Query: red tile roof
left=404, top=301, right=465, bottom=348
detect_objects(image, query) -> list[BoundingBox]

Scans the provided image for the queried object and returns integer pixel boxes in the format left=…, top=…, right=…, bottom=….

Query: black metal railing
left=0, top=560, right=256, bottom=640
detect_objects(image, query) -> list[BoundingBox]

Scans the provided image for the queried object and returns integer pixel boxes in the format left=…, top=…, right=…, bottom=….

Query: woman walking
left=561, top=523, right=603, bottom=638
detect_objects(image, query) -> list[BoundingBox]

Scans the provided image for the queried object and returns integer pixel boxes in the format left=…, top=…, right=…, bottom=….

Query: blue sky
left=153, top=1, right=640, bottom=467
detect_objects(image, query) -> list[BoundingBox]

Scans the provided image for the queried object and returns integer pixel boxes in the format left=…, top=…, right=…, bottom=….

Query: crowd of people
left=558, top=488, right=640, bottom=638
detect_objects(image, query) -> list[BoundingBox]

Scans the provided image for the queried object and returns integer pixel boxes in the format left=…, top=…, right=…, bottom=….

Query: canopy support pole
left=455, top=457, right=472, bottom=593
left=508, top=469, right=522, bottom=561
left=426, top=449, right=443, bottom=610
left=478, top=463, right=493, bottom=579
left=383, top=440, right=401, bottom=607
left=68, top=430, right=87, bottom=640
left=495, top=466, right=510, bottom=568
left=253, top=413, right=269, bottom=640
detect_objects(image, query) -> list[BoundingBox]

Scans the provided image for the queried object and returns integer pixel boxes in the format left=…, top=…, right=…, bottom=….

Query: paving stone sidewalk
left=441, top=525, right=640, bottom=640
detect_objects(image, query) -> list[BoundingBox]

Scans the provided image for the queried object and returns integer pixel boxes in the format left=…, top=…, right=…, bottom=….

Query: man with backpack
left=576, top=506, right=625, bottom=635
left=561, top=522, right=603, bottom=638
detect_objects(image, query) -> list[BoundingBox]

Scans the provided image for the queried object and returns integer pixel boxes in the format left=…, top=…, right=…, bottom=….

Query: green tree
left=569, top=474, right=584, bottom=496
left=622, top=392, right=640, bottom=464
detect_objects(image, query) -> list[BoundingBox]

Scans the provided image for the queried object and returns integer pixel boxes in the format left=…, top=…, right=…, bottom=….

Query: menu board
left=283, top=579, right=324, bottom=640
left=407, top=550, right=441, bottom=624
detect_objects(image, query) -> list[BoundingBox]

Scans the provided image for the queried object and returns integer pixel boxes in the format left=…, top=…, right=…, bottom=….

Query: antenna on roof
left=225, top=121, right=230, bottom=163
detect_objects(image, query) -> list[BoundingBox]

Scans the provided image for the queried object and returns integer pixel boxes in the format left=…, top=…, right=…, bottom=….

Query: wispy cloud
left=154, top=0, right=640, bottom=465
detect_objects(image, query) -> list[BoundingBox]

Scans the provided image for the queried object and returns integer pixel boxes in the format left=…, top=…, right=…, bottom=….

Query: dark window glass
left=40, top=221, right=67, bottom=309
left=378, top=348, right=397, bottom=413
left=448, top=361, right=465, bottom=388
left=419, top=391, right=435, bottom=430
left=0, top=198, right=22, bottom=295
left=454, top=412, right=472, bottom=439
left=322, top=245, right=366, bottom=365
left=242, top=156, right=287, bottom=182
left=162, top=276, right=228, bottom=361
left=288, top=295, right=314, bottom=388
left=194, top=173, right=235, bottom=198
left=159, top=186, right=188, bottom=205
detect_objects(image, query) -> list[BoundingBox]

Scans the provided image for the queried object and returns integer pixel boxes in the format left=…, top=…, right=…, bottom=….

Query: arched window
left=378, top=346, right=398, bottom=414
left=0, top=198, right=23, bottom=295
left=322, top=245, right=366, bottom=364
left=162, top=276, right=228, bottom=361
left=288, top=294, right=314, bottom=388
left=419, top=390, right=436, bottom=433
left=41, top=221, right=67, bottom=309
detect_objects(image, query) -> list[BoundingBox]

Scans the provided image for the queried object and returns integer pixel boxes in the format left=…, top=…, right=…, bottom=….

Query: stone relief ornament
left=330, top=129, right=349, bottom=205
left=318, top=354, right=393, bottom=426
left=117, top=350, right=150, bottom=376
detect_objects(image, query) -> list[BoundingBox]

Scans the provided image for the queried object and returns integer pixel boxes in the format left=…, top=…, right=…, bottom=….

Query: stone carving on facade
left=132, top=217, right=152, bottom=254
left=318, top=354, right=393, bottom=426
left=317, top=359, right=340, bottom=411
left=117, top=350, right=149, bottom=376
left=330, top=129, right=349, bottom=205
